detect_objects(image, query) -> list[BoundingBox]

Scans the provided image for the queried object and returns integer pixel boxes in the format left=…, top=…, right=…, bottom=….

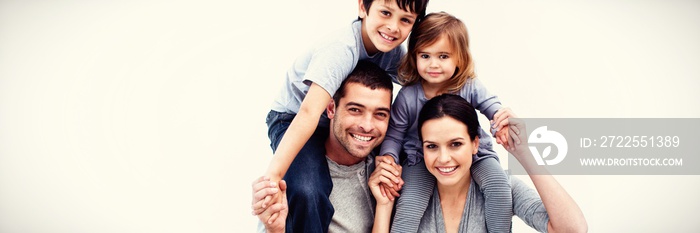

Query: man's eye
left=349, top=108, right=360, bottom=112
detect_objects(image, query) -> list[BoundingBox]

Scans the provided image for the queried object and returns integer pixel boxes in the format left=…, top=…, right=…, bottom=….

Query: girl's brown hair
left=398, top=11, right=475, bottom=94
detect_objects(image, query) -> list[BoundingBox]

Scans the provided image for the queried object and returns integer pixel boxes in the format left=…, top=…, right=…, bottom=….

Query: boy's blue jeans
left=266, top=110, right=333, bottom=233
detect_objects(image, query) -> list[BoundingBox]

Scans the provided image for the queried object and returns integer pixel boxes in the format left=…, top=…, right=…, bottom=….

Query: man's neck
left=325, top=140, right=364, bottom=166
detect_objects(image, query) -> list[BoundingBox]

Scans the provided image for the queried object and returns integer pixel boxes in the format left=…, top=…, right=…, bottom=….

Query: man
left=252, top=60, right=404, bottom=233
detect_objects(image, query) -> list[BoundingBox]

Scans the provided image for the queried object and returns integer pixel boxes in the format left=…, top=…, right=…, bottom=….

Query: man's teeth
left=380, top=32, right=395, bottom=41
left=437, top=167, right=457, bottom=173
left=352, top=134, right=372, bottom=142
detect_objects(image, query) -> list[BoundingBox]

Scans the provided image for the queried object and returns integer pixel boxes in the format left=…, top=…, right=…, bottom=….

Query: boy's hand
left=257, top=180, right=288, bottom=233
left=369, top=160, right=402, bottom=205
left=251, top=176, right=282, bottom=216
left=375, top=155, right=404, bottom=201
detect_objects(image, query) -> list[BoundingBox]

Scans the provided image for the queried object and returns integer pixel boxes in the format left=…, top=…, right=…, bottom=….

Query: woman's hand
left=369, top=159, right=402, bottom=205
left=491, top=107, right=518, bottom=150
left=374, top=155, right=403, bottom=200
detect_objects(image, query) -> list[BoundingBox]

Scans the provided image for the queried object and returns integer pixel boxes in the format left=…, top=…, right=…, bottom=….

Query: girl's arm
left=507, top=120, right=588, bottom=233
left=265, top=83, right=331, bottom=182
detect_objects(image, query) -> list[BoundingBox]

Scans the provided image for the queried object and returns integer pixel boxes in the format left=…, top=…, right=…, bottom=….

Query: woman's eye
left=451, top=142, right=463, bottom=147
left=425, top=144, right=436, bottom=149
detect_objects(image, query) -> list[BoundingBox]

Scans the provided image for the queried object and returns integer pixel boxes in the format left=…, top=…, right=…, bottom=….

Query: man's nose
left=358, top=114, right=373, bottom=132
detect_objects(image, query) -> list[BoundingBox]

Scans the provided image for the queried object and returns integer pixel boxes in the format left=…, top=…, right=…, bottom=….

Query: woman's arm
left=369, top=160, right=402, bottom=233
left=507, top=119, right=588, bottom=233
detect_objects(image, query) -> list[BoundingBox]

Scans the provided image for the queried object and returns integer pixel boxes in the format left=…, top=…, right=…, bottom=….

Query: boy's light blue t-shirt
left=271, top=19, right=405, bottom=114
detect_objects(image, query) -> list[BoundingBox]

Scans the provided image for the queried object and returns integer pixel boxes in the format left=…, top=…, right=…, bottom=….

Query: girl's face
left=416, top=34, right=457, bottom=88
left=421, top=116, right=479, bottom=188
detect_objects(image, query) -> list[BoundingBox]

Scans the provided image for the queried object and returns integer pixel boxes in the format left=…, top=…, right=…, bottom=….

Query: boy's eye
left=380, top=10, right=390, bottom=16
left=401, top=18, right=412, bottom=24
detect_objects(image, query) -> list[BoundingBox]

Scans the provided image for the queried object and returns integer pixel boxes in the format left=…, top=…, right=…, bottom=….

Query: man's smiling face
left=327, top=82, right=391, bottom=164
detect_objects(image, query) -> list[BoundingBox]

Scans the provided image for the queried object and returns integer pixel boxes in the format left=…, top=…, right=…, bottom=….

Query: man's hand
left=257, top=180, right=288, bottom=233
left=374, top=155, right=403, bottom=201
left=251, top=176, right=282, bottom=216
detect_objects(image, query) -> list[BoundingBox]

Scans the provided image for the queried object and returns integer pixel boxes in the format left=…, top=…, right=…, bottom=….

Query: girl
left=370, top=94, right=587, bottom=232
left=377, top=12, right=515, bottom=232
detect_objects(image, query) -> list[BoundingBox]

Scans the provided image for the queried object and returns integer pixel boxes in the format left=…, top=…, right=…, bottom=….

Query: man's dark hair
left=332, top=60, right=394, bottom=105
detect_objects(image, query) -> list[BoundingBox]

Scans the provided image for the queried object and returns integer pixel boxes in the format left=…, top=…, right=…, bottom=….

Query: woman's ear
left=471, top=137, right=480, bottom=155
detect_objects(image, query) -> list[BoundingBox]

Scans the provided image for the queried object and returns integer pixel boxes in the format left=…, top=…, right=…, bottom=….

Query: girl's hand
left=369, top=160, right=402, bottom=205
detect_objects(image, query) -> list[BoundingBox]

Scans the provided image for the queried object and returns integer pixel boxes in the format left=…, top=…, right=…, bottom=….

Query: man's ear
left=326, top=100, right=337, bottom=119
left=358, top=0, right=367, bottom=19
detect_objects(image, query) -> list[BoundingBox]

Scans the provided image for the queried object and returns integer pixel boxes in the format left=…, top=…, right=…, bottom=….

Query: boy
left=255, top=0, right=429, bottom=232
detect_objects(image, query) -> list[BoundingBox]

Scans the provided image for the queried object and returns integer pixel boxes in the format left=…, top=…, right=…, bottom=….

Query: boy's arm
left=265, top=83, right=331, bottom=182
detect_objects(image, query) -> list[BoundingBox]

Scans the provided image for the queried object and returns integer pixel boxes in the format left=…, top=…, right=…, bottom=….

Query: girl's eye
left=439, top=54, right=449, bottom=59
left=419, top=54, right=429, bottom=59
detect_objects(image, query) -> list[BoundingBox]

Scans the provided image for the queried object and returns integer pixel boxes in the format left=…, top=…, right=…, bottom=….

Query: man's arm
left=254, top=179, right=288, bottom=233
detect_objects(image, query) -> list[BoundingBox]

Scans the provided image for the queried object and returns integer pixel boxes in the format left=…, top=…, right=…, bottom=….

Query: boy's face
left=359, top=0, right=418, bottom=55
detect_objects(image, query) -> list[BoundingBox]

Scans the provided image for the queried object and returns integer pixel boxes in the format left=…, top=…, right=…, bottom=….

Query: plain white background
left=1, top=0, right=699, bottom=232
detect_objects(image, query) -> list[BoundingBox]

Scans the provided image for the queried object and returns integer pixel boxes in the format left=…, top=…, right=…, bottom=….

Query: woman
left=370, top=94, right=587, bottom=233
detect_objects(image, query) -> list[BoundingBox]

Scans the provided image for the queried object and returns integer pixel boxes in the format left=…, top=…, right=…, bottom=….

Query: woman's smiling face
left=421, top=116, right=479, bottom=187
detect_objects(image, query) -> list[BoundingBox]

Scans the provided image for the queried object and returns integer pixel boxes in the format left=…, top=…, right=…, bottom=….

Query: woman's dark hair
left=417, top=94, right=480, bottom=142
